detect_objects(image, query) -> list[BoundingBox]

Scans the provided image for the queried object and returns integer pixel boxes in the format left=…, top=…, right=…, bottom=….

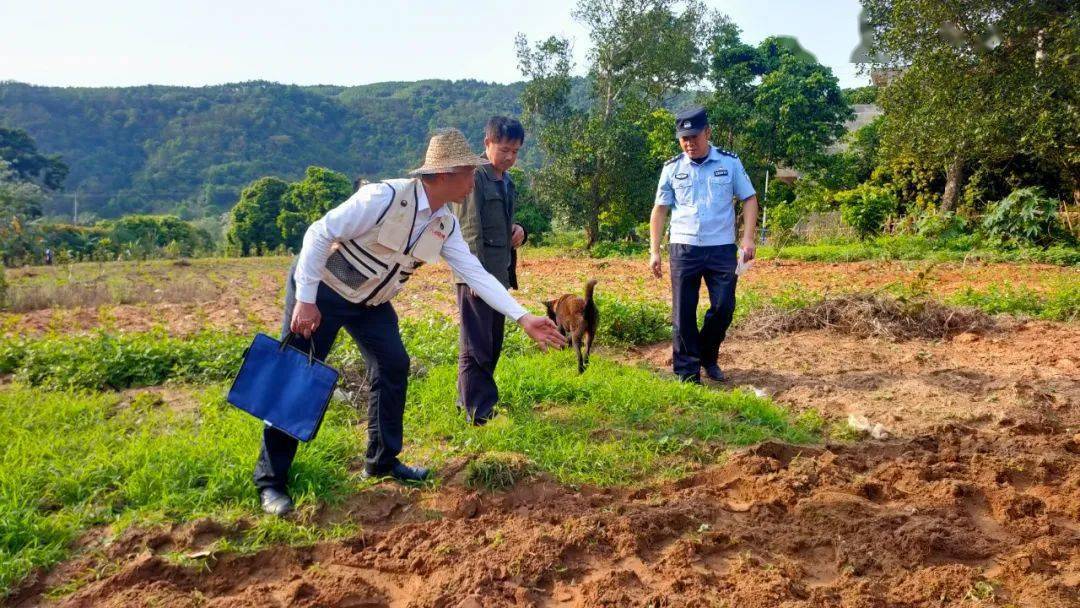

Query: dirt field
left=5, top=255, right=1077, bottom=336
left=5, top=256, right=1079, bottom=607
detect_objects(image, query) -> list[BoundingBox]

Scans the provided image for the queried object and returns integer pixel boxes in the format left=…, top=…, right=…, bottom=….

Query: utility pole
left=73, top=189, right=78, bottom=224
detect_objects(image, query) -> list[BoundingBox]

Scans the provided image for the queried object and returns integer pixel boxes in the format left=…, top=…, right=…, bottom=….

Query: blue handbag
left=227, top=332, right=340, bottom=442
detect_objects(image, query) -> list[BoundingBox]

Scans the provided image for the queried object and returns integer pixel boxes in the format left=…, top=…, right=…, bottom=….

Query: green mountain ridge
left=0, top=79, right=558, bottom=219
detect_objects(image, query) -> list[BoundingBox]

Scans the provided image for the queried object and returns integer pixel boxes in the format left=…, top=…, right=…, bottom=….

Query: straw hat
left=409, top=128, right=487, bottom=175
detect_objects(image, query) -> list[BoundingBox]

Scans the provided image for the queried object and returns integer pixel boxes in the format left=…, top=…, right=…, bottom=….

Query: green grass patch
left=759, top=235, right=1080, bottom=266
left=947, top=282, right=1079, bottom=322
left=406, top=351, right=817, bottom=486
left=0, top=385, right=364, bottom=597
left=0, top=295, right=679, bottom=391
left=0, top=347, right=815, bottom=595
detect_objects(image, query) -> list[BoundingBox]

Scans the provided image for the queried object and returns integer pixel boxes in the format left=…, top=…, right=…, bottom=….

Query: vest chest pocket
left=326, top=250, right=371, bottom=285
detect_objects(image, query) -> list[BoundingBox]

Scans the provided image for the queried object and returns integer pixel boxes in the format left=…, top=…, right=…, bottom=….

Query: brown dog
left=543, top=279, right=598, bottom=373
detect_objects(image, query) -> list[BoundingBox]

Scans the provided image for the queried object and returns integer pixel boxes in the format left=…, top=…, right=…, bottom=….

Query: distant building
left=870, top=67, right=905, bottom=87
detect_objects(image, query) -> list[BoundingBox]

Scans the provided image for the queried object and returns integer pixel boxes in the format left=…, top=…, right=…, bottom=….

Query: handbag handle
left=280, top=332, right=315, bottom=366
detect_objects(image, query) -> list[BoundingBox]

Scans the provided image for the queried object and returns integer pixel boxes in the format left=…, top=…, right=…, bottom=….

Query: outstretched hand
left=518, top=314, right=566, bottom=351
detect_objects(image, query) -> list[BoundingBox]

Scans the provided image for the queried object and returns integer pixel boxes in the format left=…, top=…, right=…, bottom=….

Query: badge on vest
left=714, top=169, right=729, bottom=177
left=674, top=172, right=688, bottom=180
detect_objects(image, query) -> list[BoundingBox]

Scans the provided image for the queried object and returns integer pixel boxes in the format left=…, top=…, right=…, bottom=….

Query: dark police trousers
left=669, top=243, right=738, bottom=379
left=456, top=284, right=505, bottom=421
left=253, top=267, right=410, bottom=492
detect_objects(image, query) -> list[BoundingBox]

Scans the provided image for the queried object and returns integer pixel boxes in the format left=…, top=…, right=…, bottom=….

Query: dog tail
left=584, top=278, right=597, bottom=302
left=584, top=278, right=598, bottom=312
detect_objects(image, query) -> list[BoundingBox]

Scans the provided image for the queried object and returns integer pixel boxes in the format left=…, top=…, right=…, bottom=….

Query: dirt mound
left=12, top=425, right=1079, bottom=607
left=743, top=293, right=997, bottom=341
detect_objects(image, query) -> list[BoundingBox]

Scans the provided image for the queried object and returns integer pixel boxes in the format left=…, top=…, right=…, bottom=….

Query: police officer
left=648, top=107, right=758, bottom=384
left=255, top=129, right=565, bottom=516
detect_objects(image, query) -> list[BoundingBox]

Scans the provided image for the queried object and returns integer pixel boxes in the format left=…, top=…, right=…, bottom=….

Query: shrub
left=915, top=209, right=970, bottom=242
left=597, top=298, right=670, bottom=345
left=837, top=184, right=897, bottom=240
left=981, top=187, right=1069, bottom=248
left=589, top=240, right=648, bottom=258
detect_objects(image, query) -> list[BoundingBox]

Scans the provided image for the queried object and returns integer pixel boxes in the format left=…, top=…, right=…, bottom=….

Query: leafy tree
left=278, top=166, right=353, bottom=250
left=706, top=29, right=853, bottom=175
left=0, top=127, right=68, bottom=191
left=0, top=160, right=47, bottom=221
left=862, top=0, right=1080, bottom=208
left=518, top=0, right=713, bottom=246
left=507, top=167, right=552, bottom=237
left=100, top=215, right=214, bottom=256
left=843, top=85, right=879, bottom=105
left=226, top=177, right=289, bottom=255
left=746, top=48, right=853, bottom=170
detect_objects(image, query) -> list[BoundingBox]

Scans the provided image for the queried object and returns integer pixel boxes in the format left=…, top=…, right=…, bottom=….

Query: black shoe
left=678, top=373, right=702, bottom=385
left=259, top=487, right=294, bottom=516
left=468, top=409, right=497, bottom=427
left=704, top=363, right=726, bottom=382
left=363, top=462, right=432, bottom=483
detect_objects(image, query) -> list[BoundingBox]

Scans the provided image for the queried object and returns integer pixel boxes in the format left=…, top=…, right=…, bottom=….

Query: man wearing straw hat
left=255, top=128, right=566, bottom=516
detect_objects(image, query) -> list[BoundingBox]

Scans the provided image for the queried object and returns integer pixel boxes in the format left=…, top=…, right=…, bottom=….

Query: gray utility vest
left=321, top=179, right=455, bottom=305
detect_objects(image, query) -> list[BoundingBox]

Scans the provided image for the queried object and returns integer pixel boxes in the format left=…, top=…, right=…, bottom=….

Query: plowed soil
left=5, top=257, right=1079, bottom=607
left=9, top=322, right=1079, bottom=607
left=10, top=430, right=1078, bottom=607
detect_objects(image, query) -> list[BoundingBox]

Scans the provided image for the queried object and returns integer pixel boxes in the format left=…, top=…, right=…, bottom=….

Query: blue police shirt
left=654, top=146, right=756, bottom=247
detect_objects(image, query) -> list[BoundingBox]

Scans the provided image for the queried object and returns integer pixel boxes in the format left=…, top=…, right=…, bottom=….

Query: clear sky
left=0, top=0, right=869, bottom=89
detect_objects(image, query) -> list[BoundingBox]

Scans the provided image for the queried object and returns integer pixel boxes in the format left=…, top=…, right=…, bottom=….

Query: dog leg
left=584, top=330, right=594, bottom=368
left=573, top=332, right=584, bottom=374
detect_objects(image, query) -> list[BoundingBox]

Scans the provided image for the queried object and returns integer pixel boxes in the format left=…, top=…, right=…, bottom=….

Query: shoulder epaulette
left=664, top=154, right=682, bottom=165
left=716, top=148, right=739, bottom=159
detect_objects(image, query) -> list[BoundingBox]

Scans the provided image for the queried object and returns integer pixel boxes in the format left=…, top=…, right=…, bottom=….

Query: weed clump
left=464, top=452, right=535, bottom=491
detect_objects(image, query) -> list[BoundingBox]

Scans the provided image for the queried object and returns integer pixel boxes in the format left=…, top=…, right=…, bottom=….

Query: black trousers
left=253, top=267, right=410, bottom=492
left=669, top=243, right=738, bottom=379
left=456, top=284, right=505, bottom=421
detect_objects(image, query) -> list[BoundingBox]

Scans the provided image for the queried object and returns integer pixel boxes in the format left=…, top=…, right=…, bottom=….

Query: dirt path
left=9, top=319, right=1079, bottom=607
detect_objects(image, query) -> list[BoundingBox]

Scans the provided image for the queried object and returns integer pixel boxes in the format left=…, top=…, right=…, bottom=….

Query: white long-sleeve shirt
left=293, top=179, right=529, bottom=321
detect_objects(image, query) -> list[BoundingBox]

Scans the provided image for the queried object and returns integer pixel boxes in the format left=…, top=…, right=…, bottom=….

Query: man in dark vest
left=254, top=128, right=565, bottom=516
left=452, top=117, right=527, bottom=425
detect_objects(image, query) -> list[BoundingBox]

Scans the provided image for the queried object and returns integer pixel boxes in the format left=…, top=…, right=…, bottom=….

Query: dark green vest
left=452, top=164, right=517, bottom=288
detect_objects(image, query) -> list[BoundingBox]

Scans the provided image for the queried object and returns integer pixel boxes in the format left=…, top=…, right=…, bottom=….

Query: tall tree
left=862, top=0, right=1080, bottom=208
left=518, top=0, right=713, bottom=246
left=226, top=177, right=289, bottom=255
left=278, top=166, right=353, bottom=250
left=705, top=29, right=852, bottom=176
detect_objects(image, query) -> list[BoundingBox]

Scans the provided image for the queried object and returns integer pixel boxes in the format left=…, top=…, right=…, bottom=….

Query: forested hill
left=0, top=79, right=561, bottom=219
